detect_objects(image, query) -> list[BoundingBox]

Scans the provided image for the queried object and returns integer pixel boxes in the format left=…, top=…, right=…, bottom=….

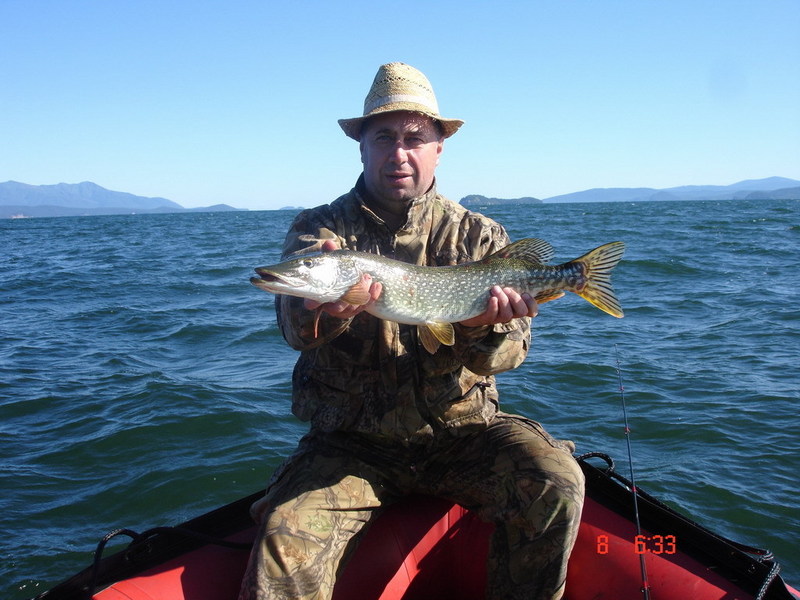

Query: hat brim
left=338, top=107, right=464, bottom=141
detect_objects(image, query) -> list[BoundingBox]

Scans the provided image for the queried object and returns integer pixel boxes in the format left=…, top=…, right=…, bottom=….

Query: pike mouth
left=253, top=268, right=279, bottom=282
left=251, top=268, right=287, bottom=287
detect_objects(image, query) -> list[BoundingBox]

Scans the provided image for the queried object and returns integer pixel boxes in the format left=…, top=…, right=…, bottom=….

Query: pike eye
left=302, top=259, right=313, bottom=268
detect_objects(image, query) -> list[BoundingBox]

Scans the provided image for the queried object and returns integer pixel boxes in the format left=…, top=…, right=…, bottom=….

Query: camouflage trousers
left=238, top=413, right=585, bottom=600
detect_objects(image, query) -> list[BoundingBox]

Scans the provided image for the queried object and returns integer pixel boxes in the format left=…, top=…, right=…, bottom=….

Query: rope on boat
left=575, top=451, right=616, bottom=471
left=86, top=526, right=252, bottom=598
left=756, top=562, right=783, bottom=600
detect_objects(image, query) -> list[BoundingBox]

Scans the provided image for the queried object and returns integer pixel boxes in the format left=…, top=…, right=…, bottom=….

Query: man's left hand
left=459, top=286, right=538, bottom=327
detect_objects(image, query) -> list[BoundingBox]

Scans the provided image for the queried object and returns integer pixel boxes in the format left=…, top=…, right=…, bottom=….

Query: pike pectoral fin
left=418, top=322, right=455, bottom=354
left=340, top=281, right=371, bottom=305
left=534, top=291, right=566, bottom=304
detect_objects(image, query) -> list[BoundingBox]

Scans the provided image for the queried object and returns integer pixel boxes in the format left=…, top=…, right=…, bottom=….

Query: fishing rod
left=614, top=344, right=652, bottom=599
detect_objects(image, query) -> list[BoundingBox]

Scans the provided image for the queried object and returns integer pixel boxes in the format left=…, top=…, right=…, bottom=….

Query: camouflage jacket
left=276, top=176, right=531, bottom=444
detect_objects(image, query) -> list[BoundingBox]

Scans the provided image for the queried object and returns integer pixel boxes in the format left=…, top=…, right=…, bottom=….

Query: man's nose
left=389, top=142, right=408, bottom=163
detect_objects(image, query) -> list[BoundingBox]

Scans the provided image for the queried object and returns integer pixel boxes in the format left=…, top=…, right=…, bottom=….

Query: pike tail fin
left=573, top=241, right=625, bottom=318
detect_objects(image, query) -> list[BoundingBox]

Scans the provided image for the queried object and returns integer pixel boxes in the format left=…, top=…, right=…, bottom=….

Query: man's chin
left=380, top=187, right=418, bottom=202
left=366, top=179, right=426, bottom=204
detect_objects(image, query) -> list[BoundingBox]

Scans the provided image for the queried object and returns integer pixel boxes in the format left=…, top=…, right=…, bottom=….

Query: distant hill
left=744, top=186, right=800, bottom=200
left=460, top=194, right=541, bottom=208
left=540, top=177, right=800, bottom=204
left=1, top=181, right=243, bottom=218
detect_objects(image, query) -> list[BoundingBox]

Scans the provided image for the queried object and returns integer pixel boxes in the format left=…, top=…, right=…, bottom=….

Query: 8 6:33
left=596, top=534, right=677, bottom=554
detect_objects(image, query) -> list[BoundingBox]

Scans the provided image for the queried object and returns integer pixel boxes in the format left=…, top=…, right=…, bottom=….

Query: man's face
left=359, top=112, right=444, bottom=205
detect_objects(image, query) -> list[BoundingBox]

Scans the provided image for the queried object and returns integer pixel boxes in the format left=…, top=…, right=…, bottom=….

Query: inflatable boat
left=33, top=453, right=799, bottom=600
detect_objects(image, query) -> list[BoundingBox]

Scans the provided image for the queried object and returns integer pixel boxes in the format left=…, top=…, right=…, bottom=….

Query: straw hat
left=338, top=62, right=464, bottom=141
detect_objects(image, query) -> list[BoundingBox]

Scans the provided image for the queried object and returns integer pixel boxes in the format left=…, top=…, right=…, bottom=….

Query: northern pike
left=251, top=238, right=625, bottom=353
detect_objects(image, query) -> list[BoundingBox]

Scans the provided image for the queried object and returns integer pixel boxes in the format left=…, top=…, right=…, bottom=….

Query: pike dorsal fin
left=418, top=322, right=455, bottom=354
left=485, top=238, right=555, bottom=264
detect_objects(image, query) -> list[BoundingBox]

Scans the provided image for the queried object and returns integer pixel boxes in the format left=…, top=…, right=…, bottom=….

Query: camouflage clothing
left=278, top=176, right=530, bottom=442
left=239, top=177, right=585, bottom=600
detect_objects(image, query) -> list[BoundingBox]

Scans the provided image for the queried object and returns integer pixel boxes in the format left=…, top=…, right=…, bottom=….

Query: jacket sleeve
left=452, top=319, right=531, bottom=376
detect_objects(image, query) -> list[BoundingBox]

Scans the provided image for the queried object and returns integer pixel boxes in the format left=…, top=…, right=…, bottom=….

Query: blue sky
left=2, top=0, right=799, bottom=210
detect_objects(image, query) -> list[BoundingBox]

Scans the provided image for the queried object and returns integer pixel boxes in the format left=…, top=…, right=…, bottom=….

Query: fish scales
left=251, top=238, right=624, bottom=353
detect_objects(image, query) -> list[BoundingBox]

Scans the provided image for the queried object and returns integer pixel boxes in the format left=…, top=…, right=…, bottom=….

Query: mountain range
left=461, top=176, right=799, bottom=207
left=0, top=181, right=242, bottom=218
left=2, top=177, right=798, bottom=219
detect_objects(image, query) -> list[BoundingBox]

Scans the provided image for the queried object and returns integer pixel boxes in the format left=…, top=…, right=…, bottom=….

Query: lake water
left=2, top=199, right=798, bottom=597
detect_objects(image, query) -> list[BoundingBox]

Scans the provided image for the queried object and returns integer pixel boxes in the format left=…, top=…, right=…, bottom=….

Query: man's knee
left=517, top=451, right=585, bottom=532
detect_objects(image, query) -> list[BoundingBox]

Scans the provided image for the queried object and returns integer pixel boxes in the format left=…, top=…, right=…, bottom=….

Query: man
left=239, top=62, right=584, bottom=600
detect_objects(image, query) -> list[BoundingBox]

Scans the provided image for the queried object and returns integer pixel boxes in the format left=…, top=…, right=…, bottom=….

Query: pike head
left=250, top=251, right=361, bottom=304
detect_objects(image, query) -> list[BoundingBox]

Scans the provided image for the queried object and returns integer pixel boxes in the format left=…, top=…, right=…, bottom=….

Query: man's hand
left=304, top=240, right=382, bottom=319
left=459, top=286, right=538, bottom=328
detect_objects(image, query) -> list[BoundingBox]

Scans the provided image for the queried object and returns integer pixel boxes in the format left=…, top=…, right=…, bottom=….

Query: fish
left=251, top=238, right=625, bottom=353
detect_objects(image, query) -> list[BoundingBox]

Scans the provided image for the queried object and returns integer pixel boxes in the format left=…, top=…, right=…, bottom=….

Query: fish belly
left=370, top=270, right=497, bottom=325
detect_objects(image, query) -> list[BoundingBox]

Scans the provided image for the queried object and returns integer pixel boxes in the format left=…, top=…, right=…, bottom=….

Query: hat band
left=364, top=93, right=439, bottom=115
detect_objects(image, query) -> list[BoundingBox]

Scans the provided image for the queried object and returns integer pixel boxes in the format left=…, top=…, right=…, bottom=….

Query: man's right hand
left=304, top=240, right=382, bottom=319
